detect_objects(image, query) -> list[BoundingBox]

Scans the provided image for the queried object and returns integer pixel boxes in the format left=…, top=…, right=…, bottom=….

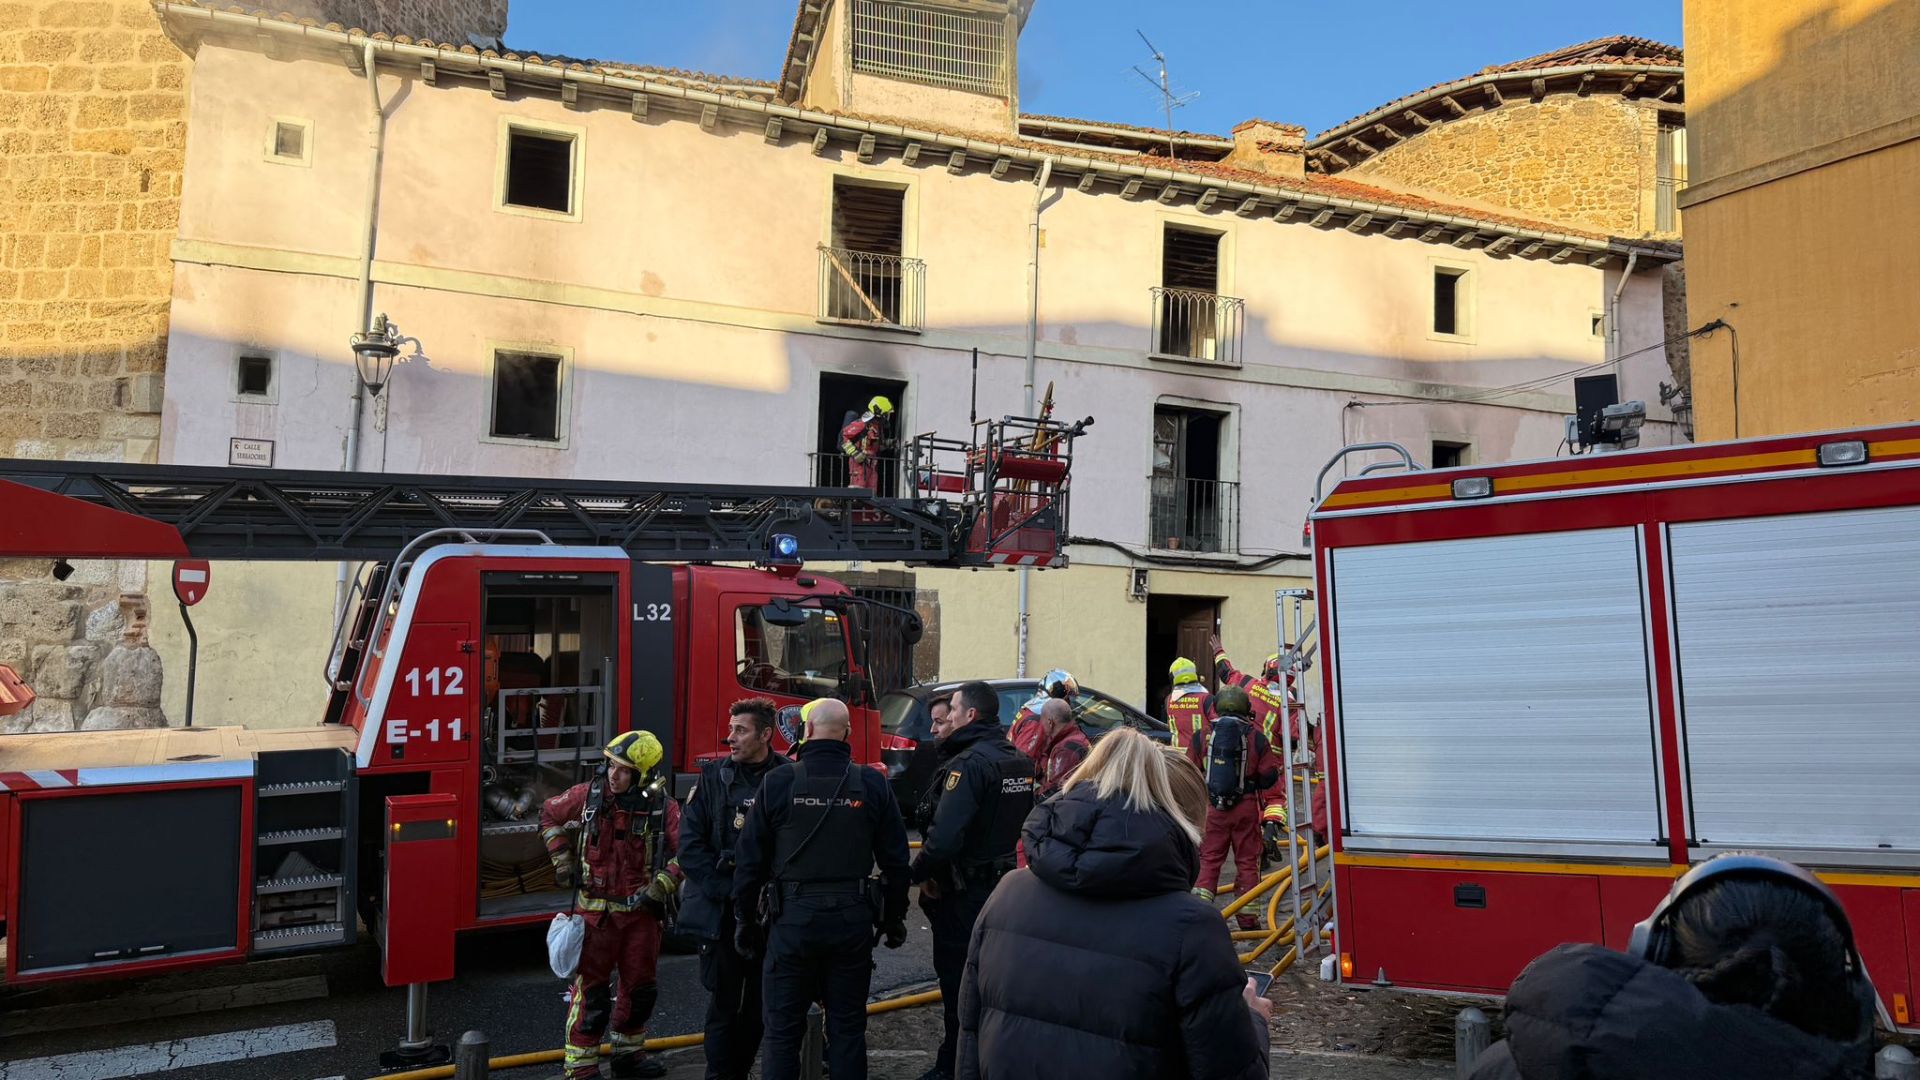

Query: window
left=236, top=355, right=273, bottom=398
left=823, top=179, right=920, bottom=327
left=264, top=117, right=311, bottom=166
left=499, top=123, right=580, bottom=217
left=1070, top=691, right=1132, bottom=734
left=1655, top=117, right=1686, bottom=233
left=814, top=372, right=906, bottom=493
left=489, top=350, right=564, bottom=443
left=1432, top=266, right=1470, bottom=338
left=1150, top=404, right=1238, bottom=554
left=1431, top=441, right=1469, bottom=469
left=735, top=605, right=849, bottom=698
left=850, top=0, right=1009, bottom=98
left=1155, top=226, right=1242, bottom=363
left=1591, top=312, right=1608, bottom=339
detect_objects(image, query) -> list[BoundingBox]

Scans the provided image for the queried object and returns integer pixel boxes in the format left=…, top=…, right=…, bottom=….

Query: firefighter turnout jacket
left=1166, top=684, right=1215, bottom=763
left=676, top=750, right=791, bottom=942
left=541, top=772, right=682, bottom=915
left=913, top=721, right=1035, bottom=890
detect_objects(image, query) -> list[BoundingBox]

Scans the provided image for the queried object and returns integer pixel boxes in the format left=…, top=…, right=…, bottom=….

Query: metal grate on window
left=850, top=0, right=1008, bottom=98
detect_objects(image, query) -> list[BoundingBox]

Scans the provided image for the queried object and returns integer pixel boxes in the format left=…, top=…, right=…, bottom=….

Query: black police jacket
left=912, top=721, right=1034, bottom=887
left=731, top=738, right=911, bottom=927
left=1469, top=944, right=1871, bottom=1080
left=676, top=749, right=789, bottom=942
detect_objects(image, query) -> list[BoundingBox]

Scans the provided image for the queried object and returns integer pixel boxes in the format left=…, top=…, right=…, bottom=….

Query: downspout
left=1015, top=157, right=1054, bottom=680
left=1608, top=250, right=1640, bottom=363
left=336, top=37, right=383, bottom=625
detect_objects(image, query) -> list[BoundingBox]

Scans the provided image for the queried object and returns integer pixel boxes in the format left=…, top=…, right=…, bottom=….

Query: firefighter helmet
left=1041, top=668, right=1078, bottom=699
left=1215, top=684, right=1253, bottom=718
left=1261, top=652, right=1283, bottom=680
left=604, top=729, right=663, bottom=774
left=867, top=395, right=894, bottom=417
left=1170, top=657, right=1200, bottom=686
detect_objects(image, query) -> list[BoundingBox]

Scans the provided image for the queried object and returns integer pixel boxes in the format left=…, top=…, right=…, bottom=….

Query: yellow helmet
left=604, top=729, right=663, bottom=774
left=1170, top=657, right=1199, bottom=686
left=1261, top=653, right=1283, bottom=679
left=867, top=395, right=894, bottom=416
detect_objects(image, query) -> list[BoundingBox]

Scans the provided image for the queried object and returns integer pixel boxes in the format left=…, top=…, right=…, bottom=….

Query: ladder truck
left=1308, top=424, right=1920, bottom=1030
left=0, top=413, right=1086, bottom=991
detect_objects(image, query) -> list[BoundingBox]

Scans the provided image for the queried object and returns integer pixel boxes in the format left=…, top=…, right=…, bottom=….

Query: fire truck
left=0, top=413, right=1085, bottom=989
left=1311, top=424, right=1920, bottom=1028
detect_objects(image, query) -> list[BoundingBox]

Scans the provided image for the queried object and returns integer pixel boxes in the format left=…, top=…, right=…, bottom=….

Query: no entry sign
left=172, top=560, right=211, bottom=606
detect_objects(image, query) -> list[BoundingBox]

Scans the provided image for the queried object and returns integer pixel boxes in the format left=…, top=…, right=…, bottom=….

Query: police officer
left=732, top=698, right=911, bottom=1080
left=912, top=681, right=1034, bottom=1080
left=678, top=698, right=791, bottom=1080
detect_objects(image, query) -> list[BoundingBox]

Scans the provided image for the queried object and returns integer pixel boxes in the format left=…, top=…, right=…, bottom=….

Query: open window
left=1432, top=264, right=1472, bottom=339
left=821, top=178, right=921, bottom=329
left=489, top=348, right=567, bottom=445
left=814, top=371, right=906, bottom=494
left=498, top=120, right=582, bottom=220
left=475, top=576, right=617, bottom=918
left=1154, top=225, right=1242, bottom=363
left=1150, top=404, right=1237, bottom=553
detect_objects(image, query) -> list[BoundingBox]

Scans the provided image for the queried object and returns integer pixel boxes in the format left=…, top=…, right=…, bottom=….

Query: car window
left=880, top=693, right=922, bottom=737
left=996, top=688, right=1032, bottom=724
left=1072, top=691, right=1130, bottom=731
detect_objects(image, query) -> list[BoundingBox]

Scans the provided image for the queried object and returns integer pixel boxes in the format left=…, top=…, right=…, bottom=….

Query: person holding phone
left=955, top=728, right=1272, bottom=1080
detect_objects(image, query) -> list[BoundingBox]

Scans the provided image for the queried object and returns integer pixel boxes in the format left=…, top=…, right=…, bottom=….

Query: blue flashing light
left=770, top=533, right=802, bottom=563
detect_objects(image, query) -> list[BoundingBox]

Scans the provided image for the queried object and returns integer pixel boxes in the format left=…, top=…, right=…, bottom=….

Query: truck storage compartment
left=16, top=784, right=244, bottom=976
left=253, top=747, right=356, bottom=953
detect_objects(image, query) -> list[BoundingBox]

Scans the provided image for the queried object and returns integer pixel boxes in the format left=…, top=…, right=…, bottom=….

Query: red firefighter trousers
left=566, top=909, right=663, bottom=1073
left=1196, top=798, right=1262, bottom=897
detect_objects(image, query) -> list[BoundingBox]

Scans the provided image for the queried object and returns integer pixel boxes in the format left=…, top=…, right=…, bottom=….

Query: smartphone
left=1244, top=968, right=1275, bottom=996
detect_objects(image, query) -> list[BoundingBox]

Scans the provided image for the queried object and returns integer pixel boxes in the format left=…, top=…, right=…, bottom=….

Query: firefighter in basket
left=541, top=730, right=684, bottom=1080
left=1191, top=685, right=1282, bottom=930
left=839, top=395, right=894, bottom=493
left=1165, top=657, right=1214, bottom=760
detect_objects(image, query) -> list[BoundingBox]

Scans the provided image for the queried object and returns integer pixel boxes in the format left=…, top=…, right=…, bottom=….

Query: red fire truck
left=0, top=413, right=1085, bottom=988
left=1311, top=424, right=1920, bottom=1028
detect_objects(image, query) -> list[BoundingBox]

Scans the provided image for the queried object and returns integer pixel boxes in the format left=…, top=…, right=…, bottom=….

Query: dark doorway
left=1151, top=406, right=1232, bottom=553
left=816, top=372, right=908, bottom=496
left=1145, top=595, right=1221, bottom=721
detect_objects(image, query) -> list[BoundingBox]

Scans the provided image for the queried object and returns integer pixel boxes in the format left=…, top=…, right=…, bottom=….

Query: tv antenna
left=1132, top=30, right=1199, bottom=161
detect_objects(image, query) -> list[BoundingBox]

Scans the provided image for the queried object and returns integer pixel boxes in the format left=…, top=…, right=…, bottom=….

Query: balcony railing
left=1148, top=475, right=1240, bottom=555
left=819, top=245, right=925, bottom=331
left=1150, top=286, right=1244, bottom=365
left=808, top=450, right=904, bottom=498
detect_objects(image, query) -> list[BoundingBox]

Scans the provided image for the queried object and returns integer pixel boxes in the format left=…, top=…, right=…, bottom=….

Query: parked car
left=879, top=679, right=1169, bottom=817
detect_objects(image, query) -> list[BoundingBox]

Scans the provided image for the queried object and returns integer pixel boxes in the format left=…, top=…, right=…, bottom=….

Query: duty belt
left=958, top=856, right=1018, bottom=883
left=779, top=879, right=868, bottom=897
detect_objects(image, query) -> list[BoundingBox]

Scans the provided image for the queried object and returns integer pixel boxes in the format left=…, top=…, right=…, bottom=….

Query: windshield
left=735, top=605, right=848, bottom=698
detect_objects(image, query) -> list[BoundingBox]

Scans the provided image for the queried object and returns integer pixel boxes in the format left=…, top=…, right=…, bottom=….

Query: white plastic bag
left=547, top=912, right=584, bottom=979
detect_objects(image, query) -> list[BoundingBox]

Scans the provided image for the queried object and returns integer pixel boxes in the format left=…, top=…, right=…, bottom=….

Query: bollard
left=454, top=1030, right=490, bottom=1080
left=1454, top=1007, right=1490, bottom=1078
left=801, top=1003, right=825, bottom=1080
left=1878, top=1044, right=1920, bottom=1080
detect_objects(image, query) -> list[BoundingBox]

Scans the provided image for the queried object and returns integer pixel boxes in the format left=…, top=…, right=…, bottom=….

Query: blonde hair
left=1063, top=727, right=1204, bottom=845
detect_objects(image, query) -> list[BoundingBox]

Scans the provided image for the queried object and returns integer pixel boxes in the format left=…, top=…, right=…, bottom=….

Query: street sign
left=172, top=560, right=211, bottom=606
left=229, top=438, right=274, bottom=468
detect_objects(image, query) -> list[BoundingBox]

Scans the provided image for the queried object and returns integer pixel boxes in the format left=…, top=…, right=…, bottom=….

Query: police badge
left=944, top=770, right=961, bottom=792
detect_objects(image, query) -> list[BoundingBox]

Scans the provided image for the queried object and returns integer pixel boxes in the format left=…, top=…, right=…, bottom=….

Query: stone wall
left=1346, top=96, right=1669, bottom=238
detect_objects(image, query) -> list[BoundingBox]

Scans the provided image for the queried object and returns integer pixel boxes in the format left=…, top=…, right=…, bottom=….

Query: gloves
left=1262, top=821, right=1287, bottom=864
left=882, top=919, right=908, bottom=949
left=640, top=871, right=678, bottom=921
left=734, top=919, right=764, bottom=960
left=553, top=861, right=576, bottom=890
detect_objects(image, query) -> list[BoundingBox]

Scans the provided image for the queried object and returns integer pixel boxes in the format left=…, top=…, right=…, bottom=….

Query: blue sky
left=506, top=1, right=1681, bottom=137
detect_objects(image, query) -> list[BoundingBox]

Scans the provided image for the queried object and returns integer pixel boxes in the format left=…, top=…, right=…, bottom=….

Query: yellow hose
left=376, top=987, right=942, bottom=1080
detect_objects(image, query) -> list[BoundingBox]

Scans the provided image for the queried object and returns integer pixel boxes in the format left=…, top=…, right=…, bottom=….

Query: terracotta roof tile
left=1019, top=113, right=1228, bottom=142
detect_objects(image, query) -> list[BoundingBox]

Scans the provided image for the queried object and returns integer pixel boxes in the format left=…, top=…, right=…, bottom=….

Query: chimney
left=1226, top=119, right=1307, bottom=179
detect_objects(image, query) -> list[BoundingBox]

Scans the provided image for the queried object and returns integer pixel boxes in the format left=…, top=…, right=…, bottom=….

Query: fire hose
left=1217, top=838, right=1335, bottom=978
left=377, top=988, right=944, bottom=1080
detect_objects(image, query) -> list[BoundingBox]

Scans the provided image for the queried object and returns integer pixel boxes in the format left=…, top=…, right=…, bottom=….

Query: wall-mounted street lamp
left=349, top=313, right=406, bottom=396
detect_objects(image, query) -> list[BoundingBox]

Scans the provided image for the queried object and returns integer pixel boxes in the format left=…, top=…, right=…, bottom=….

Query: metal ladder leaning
left=1274, top=587, right=1332, bottom=966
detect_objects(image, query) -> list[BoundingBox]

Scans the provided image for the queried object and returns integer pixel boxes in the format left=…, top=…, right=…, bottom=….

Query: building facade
left=126, top=0, right=1680, bottom=728
left=1681, top=0, right=1920, bottom=440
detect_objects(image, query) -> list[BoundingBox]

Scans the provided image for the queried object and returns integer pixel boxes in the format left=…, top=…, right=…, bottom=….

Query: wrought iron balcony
left=819, top=245, right=926, bottom=331
left=1148, top=475, right=1240, bottom=555
left=1150, top=286, right=1244, bottom=366
left=808, top=450, right=904, bottom=498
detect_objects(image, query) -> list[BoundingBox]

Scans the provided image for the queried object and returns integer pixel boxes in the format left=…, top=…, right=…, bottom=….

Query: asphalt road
left=0, top=923, right=938, bottom=1080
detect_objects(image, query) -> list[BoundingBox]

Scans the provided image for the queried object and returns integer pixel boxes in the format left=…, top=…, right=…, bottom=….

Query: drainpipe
left=336, top=36, right=383, bottom=625
left=1608, top=250, right=1640, bottom=364
left=1015, top=157, right=1054, bottom=680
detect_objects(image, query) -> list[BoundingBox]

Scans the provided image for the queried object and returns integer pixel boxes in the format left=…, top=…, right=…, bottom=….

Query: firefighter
left=1164, top=656, right=1214, bottom=764
left=731, top=698, right=911, bottom=1080
left=1210, top=634, right=1325, bottom=850
left=541, top=730, right=683, bottom=1080
left=677, top=698, right=791, bottom=1080
left=1008, top=668, right=1076, bottom=761
left=1192, top=685, right=1282, bottom=930
left=912, top=680, right=1034, bottom=1080
left=839, top=395, right=894, bottom=492
left=1033, top=697, right=1091, bottom=801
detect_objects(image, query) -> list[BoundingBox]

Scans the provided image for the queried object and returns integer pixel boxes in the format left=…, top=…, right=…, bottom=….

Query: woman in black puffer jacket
left=957, top=728, right=1270, bottom=1080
